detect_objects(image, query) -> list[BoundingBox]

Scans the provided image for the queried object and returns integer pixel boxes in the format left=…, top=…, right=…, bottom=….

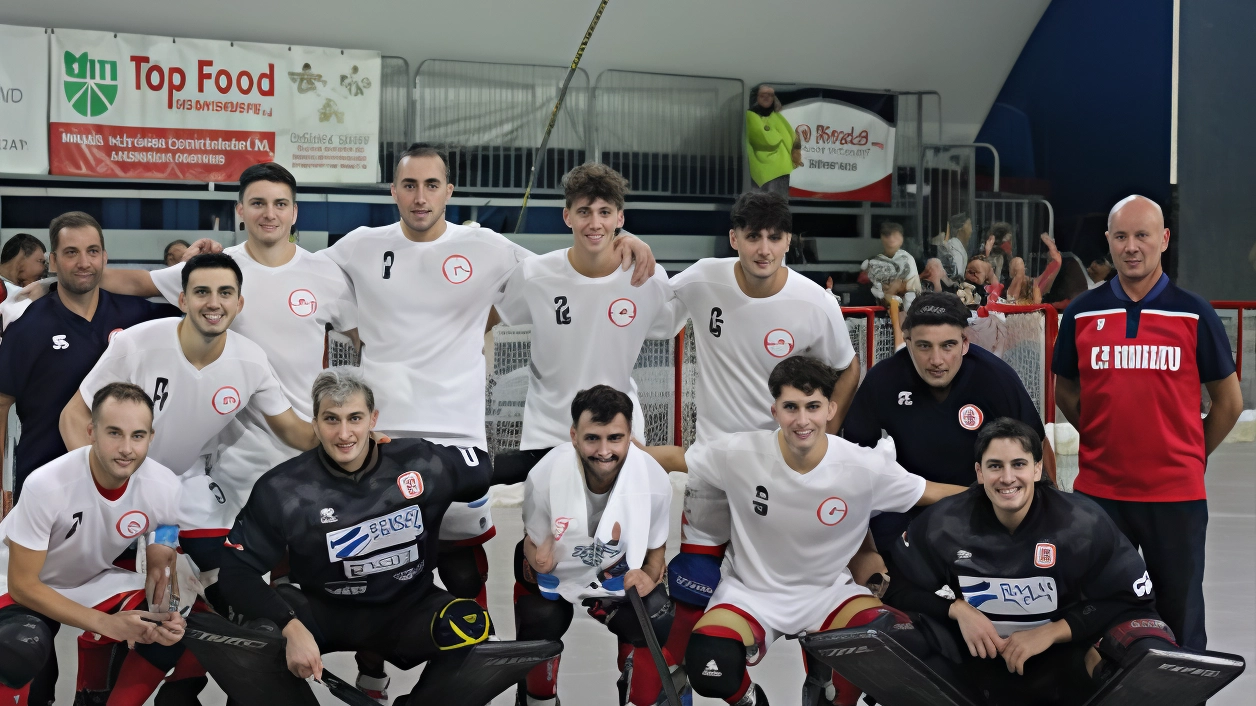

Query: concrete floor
left=53, top=443, right=1255, bottom=705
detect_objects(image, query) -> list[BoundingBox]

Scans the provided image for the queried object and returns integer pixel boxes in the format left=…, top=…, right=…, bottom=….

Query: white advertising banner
left=780, top=98, right=895, bottom=201
left=49, top=28, right=380, bottom=183
left=0, top=25, right=50, bottom=174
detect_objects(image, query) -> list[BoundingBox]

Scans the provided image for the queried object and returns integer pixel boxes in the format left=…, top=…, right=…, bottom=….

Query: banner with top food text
left=0, top=25, right=50, bottom=174
left=775, top=87, right=896, bottom=202
left=49, top=28, right=380, bottom=183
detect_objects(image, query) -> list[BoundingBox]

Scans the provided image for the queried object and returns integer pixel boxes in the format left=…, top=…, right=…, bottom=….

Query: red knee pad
left=524, top=656, right=561, bottom=700
left=0, top=683, right=31, bottom=705
left=76, top=640, right=124, bottom=692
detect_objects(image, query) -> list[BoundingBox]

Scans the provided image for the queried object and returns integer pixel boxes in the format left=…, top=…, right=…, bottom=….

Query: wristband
left=150, top=525, right=180, bottom=548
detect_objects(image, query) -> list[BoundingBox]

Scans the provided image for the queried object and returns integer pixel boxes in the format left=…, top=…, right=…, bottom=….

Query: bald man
left=1052, top=195, right=1242, bottom=650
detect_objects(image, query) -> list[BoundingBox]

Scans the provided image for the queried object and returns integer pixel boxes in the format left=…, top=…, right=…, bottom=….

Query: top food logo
left=63, top=51, right=118, bottom=117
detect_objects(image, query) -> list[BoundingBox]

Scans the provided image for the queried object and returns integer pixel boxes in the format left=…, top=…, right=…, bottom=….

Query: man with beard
left=0, top=213, right=179, bottom=509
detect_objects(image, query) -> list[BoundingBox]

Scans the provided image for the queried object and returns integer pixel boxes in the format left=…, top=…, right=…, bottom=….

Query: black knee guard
left=432, top=598, right=492, bottom=651
left=685, top=632, right=746, bottom=699
left=439, top=545, right=487, bottom=598
left=584, top=584, right=674, bottom=648
left=513, top=539, right=539, bottom=587
left=0, top=609, right=54, bottom=688
left=154, top=676, right=208, bottom=706
left=514, top=593, right=574, bottom=642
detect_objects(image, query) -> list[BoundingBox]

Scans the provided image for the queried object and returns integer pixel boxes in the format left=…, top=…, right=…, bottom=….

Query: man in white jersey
left=0, top=383, right=188, bottom=705
left=93, top=163, right=358, bottom=524
left=668, top=190, right=858, bottom=446
left=61, top=254, right=316, bottom=608
left=493, top=163, right=678, bottom=483
left=679, top=357, right=965, bottom=706
left=322, top=144, right=657, bottom=607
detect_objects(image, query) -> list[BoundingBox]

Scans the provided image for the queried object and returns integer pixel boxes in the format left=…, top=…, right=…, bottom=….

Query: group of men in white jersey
left=1, top=144, right=1238, bottom=706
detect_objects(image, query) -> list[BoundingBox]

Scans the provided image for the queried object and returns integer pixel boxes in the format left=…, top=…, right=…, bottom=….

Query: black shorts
left=277, top=584, right=456, bottom=670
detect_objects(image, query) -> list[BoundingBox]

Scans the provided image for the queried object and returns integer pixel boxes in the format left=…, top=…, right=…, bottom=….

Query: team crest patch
left=397, top=471, right=424, bottom=499
left=288, top=289, right=317, bottom=317
left=442, top=254, right=473, bottom=284
left=817, top=496, right=848, bottom=526
left=763, top=328, right=795, bottom=358
left=1034, top=542, right=1056, bottom=568
left=115, top=510, right=150, bottom=539
left=212, top=386, right=241, bottom=415
left=957, top=404, right=983, bottom=430
left=607, top=298, right=637, bottom=327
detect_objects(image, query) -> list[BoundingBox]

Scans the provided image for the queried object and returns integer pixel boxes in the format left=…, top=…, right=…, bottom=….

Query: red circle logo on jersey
left=212, top=386, right=242, bottom=415
left=608, top=298, right=637, bottom=327
left=108, top=328, right=124, bottom=342
left=397, top=471, right=424, bottom=499
left=442, top=255, right=473, bottom=284
left=764, top=329, right=795, bottom=358
left=958, top=404, right=984, bottom=431
left=817, top=497, right=849, bottom=526
left=116, top=510, right=150, bottom=539
left=288, top=289, right=317, bottom=317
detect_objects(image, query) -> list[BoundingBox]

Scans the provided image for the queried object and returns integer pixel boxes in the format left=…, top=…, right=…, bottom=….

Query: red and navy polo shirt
left=1053, top=274, right=1234, bottom=502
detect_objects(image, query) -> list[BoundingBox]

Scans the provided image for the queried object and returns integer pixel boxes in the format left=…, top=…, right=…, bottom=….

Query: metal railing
left=974, top=195, right=1056, bottom=278
left=1212, top=301, right=1256, bottom=409
left=590, top=70, right=744, bottom=197
left=379, top=56, right=413, bottom=184
left=414, top=59, right=589, bottom=193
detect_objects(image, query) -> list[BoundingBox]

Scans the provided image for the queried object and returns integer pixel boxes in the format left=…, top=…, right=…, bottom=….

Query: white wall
left=0, top=0, right=1047, bottom=143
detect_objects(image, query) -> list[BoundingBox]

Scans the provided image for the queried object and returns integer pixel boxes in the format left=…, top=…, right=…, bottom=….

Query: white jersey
left=496, top=249, right=679, bottom=449
left=326, top=221, right=532, bottom=448
left=0, top=447, right=180, bottom=607
left=78, top=318, right=291, bottom=531
left=684, top=431, right=923, bottom=641
left=669, top=258, right=857, bottom=444
left=150, top=244, right=356, bottom=420
left=522, top=443, right=671, bottom=602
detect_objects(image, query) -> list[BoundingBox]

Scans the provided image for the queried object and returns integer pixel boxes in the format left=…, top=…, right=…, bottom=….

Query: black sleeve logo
left=152, top=377, right=169, bottom=411
left=554, top=296, right=572, bottom=325
left=709, top=307, right=724, bottom=337
left=382, top=251, right=395, bottom=279
left=64, top=511, right=83, bottom=539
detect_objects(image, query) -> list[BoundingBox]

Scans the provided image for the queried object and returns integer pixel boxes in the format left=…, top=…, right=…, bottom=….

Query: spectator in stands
left=1005, top=233, right=1063, bottom=305
left=162, top=239, right=190, bottom=267
left=1044, top=251, right=1114, bottom=310
left=933, top=213, right=972, bottom=280
left=964, top=255, right=1001, bottom=305
left=860, top=221, right=921, bottom=309
left=920, top=257, right=978, bottom=305
left=982, top=221, right=1015, bottom=283
left=0, top=234, right=48, bottom=295
left=745, top=84, right=802, bottom=197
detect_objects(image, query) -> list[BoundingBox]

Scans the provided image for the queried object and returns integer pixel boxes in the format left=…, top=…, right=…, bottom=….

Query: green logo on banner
left=63, top=51, right=118, bottom=117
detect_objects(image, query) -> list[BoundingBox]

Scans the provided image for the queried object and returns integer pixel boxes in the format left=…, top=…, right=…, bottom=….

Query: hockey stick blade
left=318, top=669, right=380, bottom=706
left=627, top=586, right=681, bottom=706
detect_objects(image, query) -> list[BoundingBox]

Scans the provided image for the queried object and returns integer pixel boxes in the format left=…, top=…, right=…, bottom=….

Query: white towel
left=535, top=445, right=655, bottom=603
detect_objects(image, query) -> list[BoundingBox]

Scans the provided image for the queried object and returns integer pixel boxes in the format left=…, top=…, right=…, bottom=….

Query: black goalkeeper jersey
left=220, top=438, right=490, bottom=620
left=890, top=483, right=1157, bottom=642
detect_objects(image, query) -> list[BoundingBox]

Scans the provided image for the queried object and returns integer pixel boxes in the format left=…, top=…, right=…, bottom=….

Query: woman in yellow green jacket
left=746, top=84, right=803, bottom=195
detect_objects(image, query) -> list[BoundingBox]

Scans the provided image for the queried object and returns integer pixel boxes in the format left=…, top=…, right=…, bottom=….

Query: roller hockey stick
left=319, top=669, right=381, bottom=706
left=627, top=586, right=681, bottom=706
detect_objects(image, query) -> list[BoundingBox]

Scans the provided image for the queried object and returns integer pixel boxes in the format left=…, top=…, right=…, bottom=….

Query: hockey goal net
left=484, top=304, right=1061, bottom=453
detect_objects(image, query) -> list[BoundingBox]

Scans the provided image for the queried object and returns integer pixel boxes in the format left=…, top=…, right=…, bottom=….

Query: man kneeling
left=206, top=369, right=555, bottom=705
left=516, top=385, right=677, bottom=705
left=889, top=418, right=1187, bottom=705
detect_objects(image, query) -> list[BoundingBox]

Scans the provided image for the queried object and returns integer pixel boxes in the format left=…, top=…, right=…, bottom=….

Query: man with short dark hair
left=514, top=385, right=675, bottom=706
left=61, top=253, right=317, bottom=608
left=886, top=417, right=1213, bottom=706
left=843, top=292, right=1052, bottom=593
left=0, top=212, right=179, bottom=507
left=0, top=234, right=47, bottom=294
left=162, top=239, right=190, bottom=267
left=1054, top=194, right=1242, bottom=651
left=0, top=382, right=188, bottom=705
left=681, top=356, right=963, bottom=705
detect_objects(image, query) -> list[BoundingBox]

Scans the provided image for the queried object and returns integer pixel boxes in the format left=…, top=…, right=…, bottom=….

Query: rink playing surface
left=52, top=442, right=1256, bottom=705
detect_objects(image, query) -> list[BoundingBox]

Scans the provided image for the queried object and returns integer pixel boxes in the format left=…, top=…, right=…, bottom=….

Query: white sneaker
left=355, top=673, right=389, bottom=705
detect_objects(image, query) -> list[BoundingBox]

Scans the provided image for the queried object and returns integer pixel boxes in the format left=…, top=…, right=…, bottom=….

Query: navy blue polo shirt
left=0, top=286, right=179, bottom=498
left=843, top=344, right=1046, bottom=551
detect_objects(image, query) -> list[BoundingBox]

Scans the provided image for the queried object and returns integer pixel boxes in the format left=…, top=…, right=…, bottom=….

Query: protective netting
left=965, top=307, right=1052, bottom=420
left=484, top=325, right=679, bottom=454
left=324, top=330, right=361, bottom=368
